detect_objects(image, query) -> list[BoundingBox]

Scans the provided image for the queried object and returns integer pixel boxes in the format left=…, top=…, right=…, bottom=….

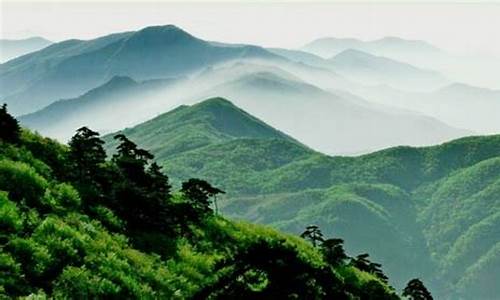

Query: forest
left=0, top=104, right=434, bottom=298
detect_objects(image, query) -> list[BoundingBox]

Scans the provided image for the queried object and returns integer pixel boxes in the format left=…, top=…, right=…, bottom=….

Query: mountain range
left=0, top=37, right=52, bottom=63
left=103, top=97, right=500, bottom=299
left=20, top=61, right=469, bottom=155
left=0, top=25, right=281, bottom=115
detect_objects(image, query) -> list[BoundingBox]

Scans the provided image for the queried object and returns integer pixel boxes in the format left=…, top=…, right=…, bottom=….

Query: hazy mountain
left=0, top=37, right=52, bottom=62
left=102, top=97, right=500, bottom=298
left=350, top=82, right=500, bottom=134
left=267, top=47, right=328, bottom=68
left=328, top=49, right=448, bottom=91
left=188, top=65, right=469, bottom=155
left=301, top=36, right=441, bottom=62
left=0, top=25, right=282, bottom=115
left=22, top=61, right=470, bottom=154
left=19, top=75, right=178, bottom=141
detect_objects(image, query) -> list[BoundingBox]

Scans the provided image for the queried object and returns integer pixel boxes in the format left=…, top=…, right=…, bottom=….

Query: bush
left=0, top=160, right=48, bottom=208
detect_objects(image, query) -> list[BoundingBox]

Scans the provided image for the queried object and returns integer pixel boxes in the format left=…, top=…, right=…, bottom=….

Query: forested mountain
left=0, top=104, right=404, bottom=299
left=104, top=98, right=500, bottom=299
left=0, top=25, right=281, bottom=115
left=0, top=37, right=52, bottom=62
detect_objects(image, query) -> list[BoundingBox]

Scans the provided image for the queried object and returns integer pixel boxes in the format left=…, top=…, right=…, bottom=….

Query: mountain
left=0, top=37, right=52, bottom=62
left=19, top=75, right=178, bottom=141
left=20, top=62, right=469, bottom=154
left=102, top=99, right=500, bottom=299
left=187, top=66, right=469, bottom=155
left=103, top=97, right=303, bottom=162
left=350, top=82, right=500, bottom=134
left=301, top=36, right=441, bottom=62
left=0, top=25, right=282, bottom=115
left=0, top=115, right=398, bottom=298
left=328, top=49, right=448, bottom=91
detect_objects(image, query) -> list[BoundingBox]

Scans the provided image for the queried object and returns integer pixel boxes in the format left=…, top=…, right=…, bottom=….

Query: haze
left=1, top=1, right=500, bottom=59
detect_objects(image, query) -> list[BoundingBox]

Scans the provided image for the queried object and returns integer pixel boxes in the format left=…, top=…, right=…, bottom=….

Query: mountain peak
left=129, top=24, right=198, bottom=44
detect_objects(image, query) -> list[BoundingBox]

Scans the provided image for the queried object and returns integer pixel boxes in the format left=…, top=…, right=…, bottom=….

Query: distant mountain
left=328, top=49, right=448, bottom=91
left=19, top=75, right=178, bottom=141
left=23, top=61, right=470, bottom=154
left=0, top=37, right=52, bottom=62
left=350, top=82, right=500, bottom=134
left=102, top=97, right=500, bottom=298
left=301, top=36, right=441, bottom=61
left=188, top=64, right=468, bottom=155
left=0, top=25, right=282, bottom=115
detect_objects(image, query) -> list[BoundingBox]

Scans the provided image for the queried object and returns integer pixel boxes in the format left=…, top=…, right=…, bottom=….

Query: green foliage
left=0, top=160, right=48, bottom=208
left=0, top=127, right=398, bottom=299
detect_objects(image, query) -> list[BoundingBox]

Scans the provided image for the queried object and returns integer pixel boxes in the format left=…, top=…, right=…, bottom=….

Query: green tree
left=0, top=103, right=21, bottom=144
left=181, top=178, right=225, bottom=217
left=403, top=278, right=433, bottom=300
left=300, top=225, right=324, bottom=247
left=68, top=127, right=107, bottom=206
left=321, top=238, right=348, bottom=267
left=350, top=253, right=389, bottom=284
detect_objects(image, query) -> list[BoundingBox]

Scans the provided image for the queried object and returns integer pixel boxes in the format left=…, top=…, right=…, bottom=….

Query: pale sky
left=1, top=1, right=500, bottom=57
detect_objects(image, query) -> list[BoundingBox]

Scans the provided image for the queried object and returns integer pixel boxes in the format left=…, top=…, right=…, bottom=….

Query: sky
left=1, top=1, right=500, bottom=57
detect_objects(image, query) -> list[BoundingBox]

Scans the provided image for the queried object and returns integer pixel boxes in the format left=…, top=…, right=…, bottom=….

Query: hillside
left=0, top=25, right=282, bottom=115
left=103, top=97, right=302, bottom=161
left=0, top=37, right=52, bottom=62
left=19, top=75, right=178, bottom=141
left=328, top=49, right=447, bottom=91
left=0, top=105, right=400, bottom=298
left=103, top=98, right=500, bottom=299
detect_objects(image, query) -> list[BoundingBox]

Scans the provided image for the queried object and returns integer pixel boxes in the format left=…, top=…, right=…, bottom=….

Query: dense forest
left=0, top=104, right=434, bottom=298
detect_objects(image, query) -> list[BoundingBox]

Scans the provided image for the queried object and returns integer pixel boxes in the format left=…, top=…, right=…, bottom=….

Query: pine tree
left=403, top=278, right=433, bottom=300
left=300, top=225, right=324, bottom=247
left=181, top=178, right=225, bottom=218
left=0, top=103, right=21, bottom=144
left=321, top=238, right=348, bottom=267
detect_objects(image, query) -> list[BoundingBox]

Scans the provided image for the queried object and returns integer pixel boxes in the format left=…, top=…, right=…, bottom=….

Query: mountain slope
left=329, top=49, right=447, bottom=91
left=0, top=123, right=399, bottom=298
left=21, top=63, right=469, bottom=154
left=301, top=36, right=441, bottom=62
left=0, top=37, right=52, bottom=62
left=351, top=82, right=500, bottom=134
left=188, top=67, right=468, bottom=155
left=103, top=97, right=303, bottom=162
left=0, top=25, right=282, bottom=115
left=19, top=75, right=178, bottom=141
left=104, top=99, right=500, bottom=298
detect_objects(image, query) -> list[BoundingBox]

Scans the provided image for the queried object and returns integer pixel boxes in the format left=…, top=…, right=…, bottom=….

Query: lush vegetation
left=0, top=104, right=414, bottom=299
left=105, top=97, right=500, bottom=299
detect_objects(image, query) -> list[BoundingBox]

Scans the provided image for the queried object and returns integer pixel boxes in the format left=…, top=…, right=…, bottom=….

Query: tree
left=181, top=178, right=225, bottom=217
left=321, top=238, right=348, bottom=267
left=403, top=278, right=433, bottom=300
left=0, top=103, right=21, bottom=144
left=300, top=225, right=324, bottom=247
left=67, top=127, right=107, bottom=207
left=68, top=127, right=106, bottom=181
left=350, top=253, right=389, bottom=284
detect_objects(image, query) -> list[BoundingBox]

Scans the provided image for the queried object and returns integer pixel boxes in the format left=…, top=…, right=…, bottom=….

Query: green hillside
left=0, top=105, right=401, bottom=299
left=104, top=97, right=500, bottom=299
